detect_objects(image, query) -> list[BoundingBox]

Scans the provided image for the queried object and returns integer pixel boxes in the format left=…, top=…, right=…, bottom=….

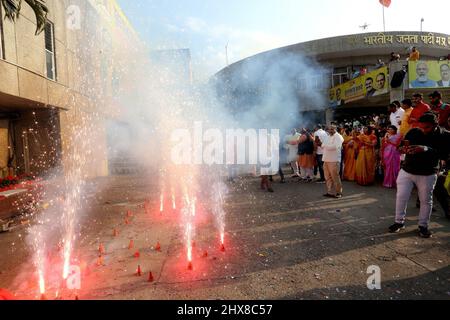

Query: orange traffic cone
left=128, top=240, right=134, bottom=249
left=148, top=272, right=154, bottom=283
left=98, top=243, right=105, bottom=255
left=96, top=255, right=104, bottom=266
left=134, top=251, right=140, bottom=258
left=187, top=262, right=193, bottom=270
left=136, top=265, right=142, bottom=276
left=127, top=210, right=133, bottom=217
left=155, top=242, right=161, bottom=252
left=125, top=218, right=130, bottom=225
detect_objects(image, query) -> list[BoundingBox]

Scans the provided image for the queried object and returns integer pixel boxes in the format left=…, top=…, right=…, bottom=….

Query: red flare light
left=40, top=294, right=47, bottom=300
left=134, top=251, right=140, bottom=258
left=202, top=250, right=208, bottom=258
left=220, top=243, right=226, bottom=252
left=155, top=242, right=161, bottom=252
left=187, top=262, right=193, bottom=271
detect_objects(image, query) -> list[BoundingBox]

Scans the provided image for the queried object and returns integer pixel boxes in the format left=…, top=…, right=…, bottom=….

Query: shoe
left=335, top=193, right=343, bottom=199
left=388, top=223, right=405, bottom=233
left=323, top=193, right=335, bottom=198
left=418, top=226, right=432, bottom=238
left=306, top=178, right=313, bottom=183
left=292, top=174, right=300, bottom=178
left=267, top=188, right=274, bottom=193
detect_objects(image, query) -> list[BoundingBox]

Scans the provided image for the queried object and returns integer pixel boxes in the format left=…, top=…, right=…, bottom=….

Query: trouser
left=395, top=169, right=438, bottom=227
left=290, top=160, right=299, bottom=175
left=300, top=167, right=313, bottom=179
left=278, top=166, right=285, bottom=181
left=314, top=154, right=325, bottom=180
left=324, top=162, right=343, bottom=195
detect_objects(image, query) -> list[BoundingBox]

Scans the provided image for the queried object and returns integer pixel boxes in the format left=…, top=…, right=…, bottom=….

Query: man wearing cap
left=409, top=93, right=431, bottom=128
left=389, top=112, right=450, bottom=237
left=429, top=91, right=450, bottom=129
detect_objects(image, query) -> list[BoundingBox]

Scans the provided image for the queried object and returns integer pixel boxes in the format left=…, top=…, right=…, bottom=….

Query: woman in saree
left=355, top=126, right=378, bottom=186
left=380, top=125, right=402, bottom=188
left=343, top=128, right=357, bottom=181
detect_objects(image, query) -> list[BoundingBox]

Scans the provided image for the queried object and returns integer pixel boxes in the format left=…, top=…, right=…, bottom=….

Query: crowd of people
left=269, top=90, right=450, bottom=238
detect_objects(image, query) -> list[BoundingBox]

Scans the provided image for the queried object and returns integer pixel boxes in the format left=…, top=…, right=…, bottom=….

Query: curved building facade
left=213, top=31, right=450, bottom=125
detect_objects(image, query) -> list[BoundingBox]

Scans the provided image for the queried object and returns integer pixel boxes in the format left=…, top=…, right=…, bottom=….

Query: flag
left=379, top=0, right=391, bottom=7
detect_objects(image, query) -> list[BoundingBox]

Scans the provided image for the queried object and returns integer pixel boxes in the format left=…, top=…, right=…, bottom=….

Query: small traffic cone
left=40, top=294, right=47, bottom=300
left=127, top=210, right=133, bottom=217
left=98, top=243, right=105, bottom=255
left=113, top=228, right=119, bottom=237
left=128, top=240, right=134, bottom=249
left=96, top=255, right=104, bottom=266
left=134, top=251, right=140, bottom=258
left=136, top=265, right=142, bottom=276
left=220, top=243, right=226, bottom=252
left=202, top=250, right=208, bottom=258
left=155, top=242, right=161, bottom=252
left=187, top=262, right=193, bottom=270
left=75, top=295, right=79, bottom=300
left=148, top=272, right=154, bottom=282
left=125, top=218, right=130, bottom=225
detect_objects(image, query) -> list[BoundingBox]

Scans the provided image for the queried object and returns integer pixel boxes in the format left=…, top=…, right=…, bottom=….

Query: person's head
left=387, top=125, right=398, bottom=135
left=327, top=125, right=337, bottom=136
left=412, top=46, right=417, bottom=52
left=412, top=93, right=423, bottom=105
left=416, top=62, right=429, bottom=81
left=418, top=112, right=438, bottom=134
left=375, top=73, right=386, bottom=90
left=314, top=124, right=323, bottom=132
left=365, top=77, right=374, bottom=92
left=401, top=98, right=413, bottom=110
left=388, top=103, right=398, bottom=113
left=440, top=63, right=450, bottom=82
left=429, top=91, right=442, bottom=105
left=363, top=126, right=374, bottom=135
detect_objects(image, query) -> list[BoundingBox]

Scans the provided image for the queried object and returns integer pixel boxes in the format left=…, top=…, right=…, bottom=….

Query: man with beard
left=410, top=62, right=437, bottom=88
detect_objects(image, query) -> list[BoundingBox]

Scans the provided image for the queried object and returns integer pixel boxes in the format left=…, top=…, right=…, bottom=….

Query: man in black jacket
left=389, top=112, right=450, bottom=238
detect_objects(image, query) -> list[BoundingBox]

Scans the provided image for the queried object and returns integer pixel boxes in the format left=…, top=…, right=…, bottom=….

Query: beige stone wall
left=0, top=0, right=138, bottom=178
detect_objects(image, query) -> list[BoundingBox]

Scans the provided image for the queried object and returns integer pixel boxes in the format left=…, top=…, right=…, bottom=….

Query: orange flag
left=379, top=0, right=391, bottom=7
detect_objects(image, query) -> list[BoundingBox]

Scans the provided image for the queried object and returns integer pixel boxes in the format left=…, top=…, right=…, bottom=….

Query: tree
left=1, top=0, right=48, bottom=35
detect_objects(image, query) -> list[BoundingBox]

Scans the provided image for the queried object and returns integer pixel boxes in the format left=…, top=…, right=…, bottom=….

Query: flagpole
left=382, top=5, right=386, bottom=32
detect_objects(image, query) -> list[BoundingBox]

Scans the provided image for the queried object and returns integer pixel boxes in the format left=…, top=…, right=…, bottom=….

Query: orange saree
left=343, top=135, right=357, bottom=181
left=355, top=134, right=377, bottom=186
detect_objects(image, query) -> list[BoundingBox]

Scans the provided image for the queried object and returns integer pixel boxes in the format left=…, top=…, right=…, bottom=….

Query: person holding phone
left=389, top=112, right=450, bottom=238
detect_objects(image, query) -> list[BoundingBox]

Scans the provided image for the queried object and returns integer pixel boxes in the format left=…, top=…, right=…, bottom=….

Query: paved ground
left=0, top=173, right=449, bottom=300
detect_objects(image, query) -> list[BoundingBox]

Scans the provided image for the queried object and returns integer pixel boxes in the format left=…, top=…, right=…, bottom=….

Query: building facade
left=213, top=31, right=450, bottom=125
left=0, top=0, right=141, bottom=178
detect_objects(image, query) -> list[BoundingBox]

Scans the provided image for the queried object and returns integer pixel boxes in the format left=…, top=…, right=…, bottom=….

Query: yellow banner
left=329, top=66, right=389, bottom=107
left=409, top=60, right=450, bottom=89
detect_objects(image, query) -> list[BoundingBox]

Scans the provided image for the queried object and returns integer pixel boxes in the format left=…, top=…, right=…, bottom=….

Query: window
left=0, top=5, right=5, bottom=59
left=45, top=21, right=57, bottom=80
